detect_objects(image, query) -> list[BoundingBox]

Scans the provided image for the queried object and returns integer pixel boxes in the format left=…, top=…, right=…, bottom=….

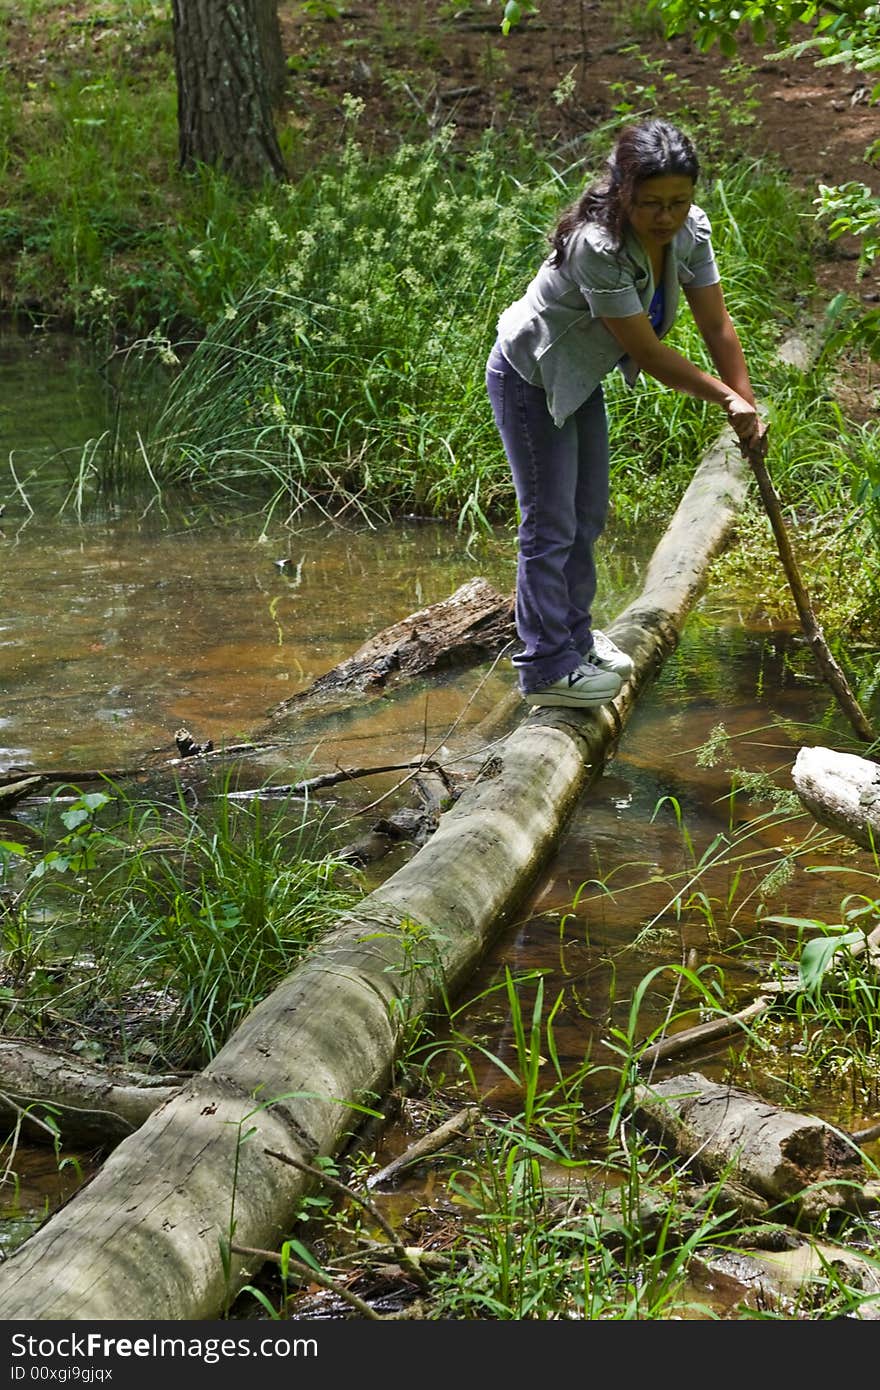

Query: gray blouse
left=496, top=204, right=721, bottom=426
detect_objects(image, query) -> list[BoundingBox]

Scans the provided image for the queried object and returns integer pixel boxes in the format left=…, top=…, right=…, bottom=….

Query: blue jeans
left=486, top=340, right=609, bottom=694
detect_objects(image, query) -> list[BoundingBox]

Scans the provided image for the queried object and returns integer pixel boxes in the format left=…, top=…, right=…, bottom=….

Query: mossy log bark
left=0, top=431, right=750, bottom=1321
left=634, top=1071, right=874, bottom=1224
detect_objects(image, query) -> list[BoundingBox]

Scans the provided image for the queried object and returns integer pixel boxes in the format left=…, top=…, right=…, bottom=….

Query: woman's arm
left=683, top=281, right=757, bottom=407
left=600, top=285, right=765, bottom=453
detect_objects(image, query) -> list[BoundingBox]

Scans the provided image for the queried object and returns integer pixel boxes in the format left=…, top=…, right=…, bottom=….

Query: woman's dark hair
left=549, top=120, right=700, bottom=265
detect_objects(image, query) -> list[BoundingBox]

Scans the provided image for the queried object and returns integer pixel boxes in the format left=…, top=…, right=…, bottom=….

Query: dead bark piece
left=0, top=429, right=753, bottom=1321
left=634, top=1071, right=872, bottom=1223
left=262, top=576, right=516, bottom=726
left=0, top=777, right=46, bottom=810
left=366, top=1104, right=481, bottom=1190
left=0, top=1040, right=184, bottom=1146
left=791, top=745, right=880, bottom=852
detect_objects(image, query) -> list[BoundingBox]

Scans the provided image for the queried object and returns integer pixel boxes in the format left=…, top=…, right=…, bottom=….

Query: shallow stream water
left=2, top=331, right=878, bottom=1302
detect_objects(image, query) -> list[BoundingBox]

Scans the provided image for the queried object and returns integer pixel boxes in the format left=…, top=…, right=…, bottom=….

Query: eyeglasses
left=633, top=198, right=692, bottom=213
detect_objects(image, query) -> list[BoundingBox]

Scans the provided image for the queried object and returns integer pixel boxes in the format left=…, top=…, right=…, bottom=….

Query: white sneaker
left=585, top=629, right=634, bottom=681
left=523, top=660, right=622, bottom=708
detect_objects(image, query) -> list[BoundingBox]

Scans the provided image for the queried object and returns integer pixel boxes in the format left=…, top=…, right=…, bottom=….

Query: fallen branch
left=0, top=1039, right=186, bottom=1146
left=264, top=1147, right=428, bottom=1288
left=366, top=1104, right=481, bottom=1190
left=0, top=769, right=141, bottom=789
left=223, top=757, right=456, bottom=801
left=637, top=996, right=773, bottom=1070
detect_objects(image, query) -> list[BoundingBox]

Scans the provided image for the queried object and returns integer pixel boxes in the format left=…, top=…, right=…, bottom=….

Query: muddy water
left=2, top=332, right=878, bottom=1290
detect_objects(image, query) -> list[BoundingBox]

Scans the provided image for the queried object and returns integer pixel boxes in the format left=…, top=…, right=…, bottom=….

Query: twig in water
left=366, top=1104, right=481, bottom=1190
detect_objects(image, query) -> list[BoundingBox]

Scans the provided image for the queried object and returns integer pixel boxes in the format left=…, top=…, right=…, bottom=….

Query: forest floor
left=276, top=2, right=879, bottom=294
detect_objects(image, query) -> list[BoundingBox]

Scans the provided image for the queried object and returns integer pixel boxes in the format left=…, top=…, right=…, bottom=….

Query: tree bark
left=171, top=0, right=286, bottom=184
left=694, top=1237, right=880, bottom=1319
left=255, top=0, right=286, bottom=107
left=0, top=427, right=754, bottom=1321
left=634, top=1071, right=872, bottom=1224
left=791, top=744, right=880, bottom=852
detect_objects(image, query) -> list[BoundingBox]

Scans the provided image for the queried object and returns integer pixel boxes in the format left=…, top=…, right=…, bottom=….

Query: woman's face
left=626, top=174, right=694, bottom=251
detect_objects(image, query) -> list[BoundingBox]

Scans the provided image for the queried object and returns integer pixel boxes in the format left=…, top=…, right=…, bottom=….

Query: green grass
left=0, top=779, right=359, bottom=1069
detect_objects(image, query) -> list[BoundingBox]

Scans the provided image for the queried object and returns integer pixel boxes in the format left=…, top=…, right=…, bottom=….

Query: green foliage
left=0, top=780, right=358, bottom=1068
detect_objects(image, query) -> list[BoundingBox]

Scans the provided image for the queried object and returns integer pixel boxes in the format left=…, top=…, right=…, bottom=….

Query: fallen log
left=693, top=1238, right=880, bottom=1319
left=634, top=1071, right=876, bottom=1224
left=261, top=575, right=516, bottom=727
left=0, top=427, right=753, bottom=1320
left=0, top=1039, right=185, bottom=1147
left=791, top=744, right=880, bottom=852
left=0, top=776, right=46, bottom=811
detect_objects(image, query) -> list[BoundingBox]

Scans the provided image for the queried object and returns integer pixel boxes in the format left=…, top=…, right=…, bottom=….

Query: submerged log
left=634, top=1071, right=875, bottom=1224
left=791, top=744, right=880, bottom=852
left=0, top=1040, right=184, bottom=1147
left=263, top=575, right=516, bottom=725
left=0, top=428, right=752, bottom=1321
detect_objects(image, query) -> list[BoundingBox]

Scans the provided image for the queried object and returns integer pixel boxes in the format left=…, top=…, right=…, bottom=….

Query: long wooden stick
left=746, top=438, right=875, bottom=743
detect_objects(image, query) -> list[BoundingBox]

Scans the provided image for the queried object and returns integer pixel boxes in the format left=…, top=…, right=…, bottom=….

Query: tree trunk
left=0, top=428, right=754, bottom=1321
left=634, top=1071, right=872, bottom=1224
left=171, top=0, right=286, bottom=184
left=791, top=744, right=880, bottom=852
left=255, top=0, right=286, bottom=107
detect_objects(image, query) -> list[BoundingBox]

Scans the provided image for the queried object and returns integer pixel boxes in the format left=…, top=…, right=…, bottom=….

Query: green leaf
left=798, top=930, right=864, bottom=993
left=501, top=1, right=521, bottom=35
left=285, top=1238, right=324, bottom=1274
left=238, top=1285, right=280, bottom=1319
left=0, top=840, right=29, bottom=858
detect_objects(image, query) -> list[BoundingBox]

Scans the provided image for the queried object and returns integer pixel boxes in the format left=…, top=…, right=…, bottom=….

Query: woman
left=486, top=119, right=766, bottom=709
